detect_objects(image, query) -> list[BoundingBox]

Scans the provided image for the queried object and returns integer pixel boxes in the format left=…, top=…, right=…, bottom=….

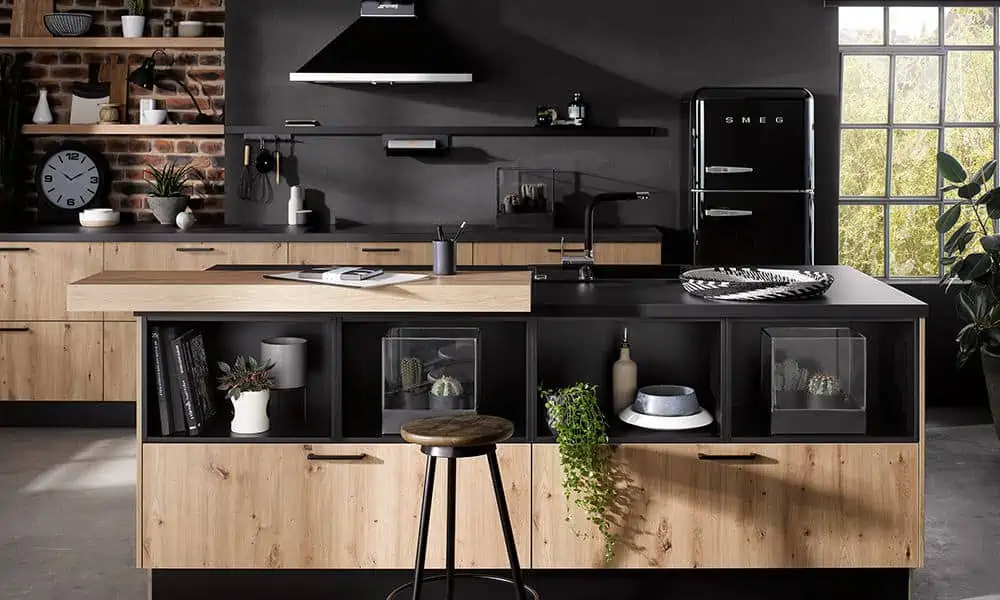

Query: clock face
left=38, top=148, right=104, bottom=210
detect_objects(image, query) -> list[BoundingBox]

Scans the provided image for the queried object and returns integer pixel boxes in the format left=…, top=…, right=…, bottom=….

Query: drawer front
left=474, top=242, right=661, bottom=265
left=104, top=242, right=288, bottom=320
left=104, top=321, right=138, bottom=402
left=289, top=242, right=473, bottom=267
left=532, top=443, right=921, bottom=569
left=142, top=443, right=530, bottom=569
left=0, top=243, right=103, bottom=321
left=0, top=322, right=103, bottom=401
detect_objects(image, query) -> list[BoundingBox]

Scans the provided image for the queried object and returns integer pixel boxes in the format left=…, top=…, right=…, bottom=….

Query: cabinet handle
left=547, top=248, right=583, bottom=253
left=361, top=248, right=400, bottom=253
left=698, top=453, right=760, bottom=462
left=307, top=453, right=367, bottom=461
left=0, top=247, right=31, bottom=252
left=175, top=247, right=217, bottom=253
left=0, top=327, right=30, bottom=333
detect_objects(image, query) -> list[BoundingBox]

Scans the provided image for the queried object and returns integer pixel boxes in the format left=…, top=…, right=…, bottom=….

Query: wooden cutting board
left=98, top=55, right=128, bottom=111
left=12, top=0, right=54, bottom=37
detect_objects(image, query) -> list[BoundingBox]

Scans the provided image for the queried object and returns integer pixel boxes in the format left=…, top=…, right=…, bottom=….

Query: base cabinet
left=141, top=443, right=530, bottom=569
left=531, top=444, right=922, bottom=569
left=103, top=321, right=138, bottom=402
left=473, top=242, right=661, bottom=265
left=0, top=322, right=103, bottom=401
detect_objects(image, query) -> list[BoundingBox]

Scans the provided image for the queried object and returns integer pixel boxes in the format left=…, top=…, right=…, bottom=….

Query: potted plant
left=398, top=356, right=428, bottom=409
left=122, top=0, right=146, bottom=38
left=805, top=373, right=842, bottom=409
left=429, top=375, right=463, bottom=409
left=144, top=161, right=195, bottom=226
left=217, top=355, right=275, bottom=435
left=935, top=151, right=1000, bottom=439
left=541, top=382, right=619, bottom=563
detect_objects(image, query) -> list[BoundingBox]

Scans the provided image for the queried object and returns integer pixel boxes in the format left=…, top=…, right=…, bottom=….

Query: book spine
left=190, top=335, right=216, bottom=424
left=173, top=339, right=202, bottom=436
left=149, top=327, right=173, bottom=436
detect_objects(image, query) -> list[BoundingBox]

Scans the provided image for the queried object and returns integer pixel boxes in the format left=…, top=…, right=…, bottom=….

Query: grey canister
left=433, top=240, right=457, bottom=276
left=261, top=337, right=307, bottom=389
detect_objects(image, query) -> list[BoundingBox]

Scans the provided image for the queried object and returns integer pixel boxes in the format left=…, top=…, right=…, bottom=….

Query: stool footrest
left=385, top=574, right=539, bottom=600
left=421, top=444, right=497, bottom=459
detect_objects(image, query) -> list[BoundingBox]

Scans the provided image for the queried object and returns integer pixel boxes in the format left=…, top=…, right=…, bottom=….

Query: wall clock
left=35, top=141, right=111, bottom=222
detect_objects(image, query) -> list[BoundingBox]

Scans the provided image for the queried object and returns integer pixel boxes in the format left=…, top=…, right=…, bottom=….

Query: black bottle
left=567, top=92, right=587, bottom=126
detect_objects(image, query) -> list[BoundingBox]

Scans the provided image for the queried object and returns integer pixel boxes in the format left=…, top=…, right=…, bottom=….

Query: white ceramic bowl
left=79, top=209, right=120, bottom=228
left=144, top=109, right=168, bottom=125
left=178, top=21, right=205, bottom=37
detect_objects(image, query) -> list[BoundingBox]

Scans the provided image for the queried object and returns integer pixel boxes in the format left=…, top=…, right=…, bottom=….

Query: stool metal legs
left=445, top=458, right=457, bottom=599
left=487, top=451, right=528, bottom=600
left=411, top=456, right=437, bottom=600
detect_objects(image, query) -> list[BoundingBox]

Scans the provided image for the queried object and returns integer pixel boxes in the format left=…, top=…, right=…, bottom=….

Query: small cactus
left=775, top=359, right=810, bottom=392
left=400, top=357, right=424, bottom=391
left=807, top=373, right=842, bottom=397
left=431, top=375, right=463, bottom=397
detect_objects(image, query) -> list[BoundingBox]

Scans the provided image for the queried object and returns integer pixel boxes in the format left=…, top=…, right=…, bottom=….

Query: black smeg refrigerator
left=690, top=87, right=815, bottom=266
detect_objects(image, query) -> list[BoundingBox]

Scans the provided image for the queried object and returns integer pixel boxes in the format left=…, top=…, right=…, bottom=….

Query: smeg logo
left=724, top=115, right=786, bottom=125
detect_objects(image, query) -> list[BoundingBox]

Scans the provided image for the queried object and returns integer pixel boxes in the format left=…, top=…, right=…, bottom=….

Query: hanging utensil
left=274, top=139, right=281, bottom=184
left=238, top=141, right=253, bottom=201
left=255, top=138, right=275, bottom=174
left=253, top=139, right=275, bottom=204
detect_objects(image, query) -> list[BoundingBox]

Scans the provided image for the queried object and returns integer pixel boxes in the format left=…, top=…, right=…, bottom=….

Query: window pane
left=840, top=7, right=885, bottom=45
left=892, top=129, right=940, bottom=197
left=841, top=129, right=888, bottom=197
left=893, top=55, right=940, bottom=124
left=889, top=204, right=940, bottom=277
left=889, top=7, right=939, bottom=45
left=843, top=56, right=890, bottom=124
left=840, top=205, right=885, bottom=277
left=944, top=128, right=995, bottom=198
left=946, top=51, right=995, bottom=123
left=945, top=7, right=995, bottom=46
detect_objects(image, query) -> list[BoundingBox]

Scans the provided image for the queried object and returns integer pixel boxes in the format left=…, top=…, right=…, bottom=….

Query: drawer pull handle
left=698, top=453, right=760, bottom=462
left=0, top=247, right=31, bottom=252
left=176, top=247, right=217, bottom=253
left=547, top=248, right=584, bottom=253
left=361, top=248, right=401, bottom=253
left=0, top=327, right=30, bottom=333
left=307, top=453, right=367, bottom=461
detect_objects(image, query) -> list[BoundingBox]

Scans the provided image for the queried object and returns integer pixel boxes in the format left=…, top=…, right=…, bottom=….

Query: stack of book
left=149, top=327, right=217, bottom=436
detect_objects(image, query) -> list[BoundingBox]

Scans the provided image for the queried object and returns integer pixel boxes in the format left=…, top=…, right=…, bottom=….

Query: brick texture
left=1, top=0, right=225, bottom=220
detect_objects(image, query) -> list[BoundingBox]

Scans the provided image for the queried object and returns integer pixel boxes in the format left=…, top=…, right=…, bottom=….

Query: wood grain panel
left=473, top=242, right=660, bottom=265
left=0, top=322, right=102, bottom=401
left=103, top=242, right=288, bottom=320
left=11, top=0, right=52, bottom=37
left=0, top=243, right=103, bottom=320
left=141, top=444, right=530, bottom=569
left=104, top=321, right=137, bottom=402
left=532, top=443, right=921, bottom=569
left=289, top=242, right=473, bottom=266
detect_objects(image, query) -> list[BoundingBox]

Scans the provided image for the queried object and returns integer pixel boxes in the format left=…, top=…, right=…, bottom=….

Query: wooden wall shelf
left=0, top=37, right=224, bottom=49
left=22, top=124, right=225, bottom=136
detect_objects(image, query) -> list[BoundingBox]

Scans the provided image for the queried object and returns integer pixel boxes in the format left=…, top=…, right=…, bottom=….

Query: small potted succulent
left=805, top=373, right=843, bottom=409
left=217, top=355, right=275, bottom=435
left=399, top=356, right=428, bottom=409
left=145, top=161, right=195, bottom=225
left=429, top=375, right=464, bottom=410
left=773, top=358, right=810, bottom=408
left=122, top=0, right=146, bottom=38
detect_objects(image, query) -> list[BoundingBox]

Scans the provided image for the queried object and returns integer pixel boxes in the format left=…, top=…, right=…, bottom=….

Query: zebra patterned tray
left=680, top=268, right=835, bottom=301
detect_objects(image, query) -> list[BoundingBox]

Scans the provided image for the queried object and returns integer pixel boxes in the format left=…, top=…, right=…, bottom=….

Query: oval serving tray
left=618, top=405, right=714, bottom=431
left=680, top=267, right=834, bottom=301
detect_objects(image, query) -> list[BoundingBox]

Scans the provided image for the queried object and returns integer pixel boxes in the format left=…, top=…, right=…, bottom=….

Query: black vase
left=979, top=348, right=1000, bottom=441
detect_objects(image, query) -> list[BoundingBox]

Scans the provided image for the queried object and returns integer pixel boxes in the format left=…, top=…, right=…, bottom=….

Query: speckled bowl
left=633, top=385, right=700, bottom=417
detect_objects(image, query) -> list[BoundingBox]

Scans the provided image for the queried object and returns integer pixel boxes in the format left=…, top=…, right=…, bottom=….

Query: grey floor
left=0, top=413, right=997, bottom=600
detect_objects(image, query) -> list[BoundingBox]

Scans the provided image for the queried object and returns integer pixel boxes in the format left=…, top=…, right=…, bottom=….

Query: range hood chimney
left=290, top=0, right=474, bottom=85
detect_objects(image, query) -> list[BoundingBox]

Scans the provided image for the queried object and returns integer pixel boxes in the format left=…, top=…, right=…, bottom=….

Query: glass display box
left=761, top=327, right=867, bottom=435
left=381, top=327, right=480, bottom=434
left=495, top=167, right=557, bottom=229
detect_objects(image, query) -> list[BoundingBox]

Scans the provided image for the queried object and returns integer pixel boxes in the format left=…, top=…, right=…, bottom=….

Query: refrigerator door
left=692, top=89, right=814, bottom=192
left=693, top=191, right=814, bottom=267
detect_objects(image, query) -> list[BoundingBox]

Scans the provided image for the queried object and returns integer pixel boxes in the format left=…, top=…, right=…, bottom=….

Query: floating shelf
left=229, top=125, right=668, bottom=138
left=0, top=37, right=224, bottom=49
left=22, top=124, right=225, bottom=136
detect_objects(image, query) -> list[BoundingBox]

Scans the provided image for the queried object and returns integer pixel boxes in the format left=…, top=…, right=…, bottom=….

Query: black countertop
left=0, top=223, right=663, bottom=243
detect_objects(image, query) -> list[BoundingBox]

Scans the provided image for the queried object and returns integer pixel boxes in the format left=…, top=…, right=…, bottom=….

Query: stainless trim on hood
left=290, top=72, right=473, bottom=84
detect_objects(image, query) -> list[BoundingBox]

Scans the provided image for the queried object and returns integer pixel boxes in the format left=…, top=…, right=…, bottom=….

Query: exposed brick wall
left=1, top=0, right=225, bottom=221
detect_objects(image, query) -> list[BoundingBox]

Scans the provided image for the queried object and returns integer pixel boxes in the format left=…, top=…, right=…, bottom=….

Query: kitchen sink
left=532, top=264, right=685, bottom=282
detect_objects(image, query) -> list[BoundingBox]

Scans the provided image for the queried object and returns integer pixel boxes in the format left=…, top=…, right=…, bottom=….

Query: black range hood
left=290, top=0, right=473, bottom=85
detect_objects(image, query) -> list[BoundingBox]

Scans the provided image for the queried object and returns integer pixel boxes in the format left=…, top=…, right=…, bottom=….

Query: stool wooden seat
left=400, top=414, right=514, bottom=448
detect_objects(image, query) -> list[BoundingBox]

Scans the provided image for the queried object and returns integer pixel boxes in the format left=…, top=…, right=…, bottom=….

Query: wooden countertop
left=67, top=270, right=532, bottom=313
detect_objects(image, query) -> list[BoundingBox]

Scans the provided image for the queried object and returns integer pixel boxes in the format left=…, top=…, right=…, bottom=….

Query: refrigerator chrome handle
left=706, top=166, right=754, bottom=174
left=704, top=208, right=754, bottom=217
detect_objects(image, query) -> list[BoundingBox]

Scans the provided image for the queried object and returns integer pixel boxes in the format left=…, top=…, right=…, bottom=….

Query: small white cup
left=144, top=109, right=168, bottom=125
left=295, top=210, right=313, bottom=226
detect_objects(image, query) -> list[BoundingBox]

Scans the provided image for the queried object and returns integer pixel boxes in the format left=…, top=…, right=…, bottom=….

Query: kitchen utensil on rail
left=256, top=138, right=275, bottom=174
left=238, top=141, right=252, bottom=201
left=253, top=139, right=275, bottom=204
left=275, top=140, right=282, bottom=184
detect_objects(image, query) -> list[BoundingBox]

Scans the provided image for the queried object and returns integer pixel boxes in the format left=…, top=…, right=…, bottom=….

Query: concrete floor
left=0, top=417, right=997, bottom=600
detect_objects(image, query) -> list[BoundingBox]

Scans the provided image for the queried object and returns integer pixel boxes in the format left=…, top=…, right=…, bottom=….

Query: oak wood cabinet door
left=289, top=242, right=473, bottom=266
left=0, top=243, right=103, bottom=321
left=103, top=321, right=137, bottom=402
left=141, top=443, right=530, bottom=569
left=0, top=322, right=103, bottom=401
left=532, top=443, right=922, bottom=569
left=103, top=242, right=288, bottom=320
left=473, top=242, right=661, bottom=265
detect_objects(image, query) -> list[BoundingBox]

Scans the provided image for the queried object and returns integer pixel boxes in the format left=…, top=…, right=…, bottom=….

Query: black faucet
left=564, top=191, right=650, bottom=281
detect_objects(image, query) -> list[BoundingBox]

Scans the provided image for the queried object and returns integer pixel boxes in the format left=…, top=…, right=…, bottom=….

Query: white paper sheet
left=268, top=271, right=429, bottom=289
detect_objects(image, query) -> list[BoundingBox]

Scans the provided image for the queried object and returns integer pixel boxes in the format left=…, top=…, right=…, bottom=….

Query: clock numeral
left=90, top=176, right=99, bottom=184
left=66, top=199, right=76, bottom=207
left=67, top=152, right=81, bottom=161
left=43, top=174, right=53, bottom=183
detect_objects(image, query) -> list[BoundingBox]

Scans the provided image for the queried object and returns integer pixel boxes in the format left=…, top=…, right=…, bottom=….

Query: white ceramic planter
left=231, top=389, right=270, bottom=435
left=121, top=15, right=146, bottom=38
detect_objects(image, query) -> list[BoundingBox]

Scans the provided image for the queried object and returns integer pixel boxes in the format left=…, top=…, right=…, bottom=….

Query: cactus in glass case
left=774, top=359, right=810, bottom=392
left=431, top=375, right=463, bottom=397
left=807, top=373, right=842, bottom=397
left=400, top=356, right=424, bottom=391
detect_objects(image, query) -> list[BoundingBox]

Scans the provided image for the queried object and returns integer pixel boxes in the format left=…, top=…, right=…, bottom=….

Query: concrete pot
left=979, top=348, right=1000, bottom=441
left=148, top=196, right=187, bottom=226
left=121, top=15, right=146, bottom=38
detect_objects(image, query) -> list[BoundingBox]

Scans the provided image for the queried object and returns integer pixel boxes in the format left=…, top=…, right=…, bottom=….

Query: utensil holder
left=433, top=240, right=457, bottom=276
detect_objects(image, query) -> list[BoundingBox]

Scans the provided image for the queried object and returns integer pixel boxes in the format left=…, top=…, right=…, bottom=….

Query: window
left=839, top=6, right=999, bottom=278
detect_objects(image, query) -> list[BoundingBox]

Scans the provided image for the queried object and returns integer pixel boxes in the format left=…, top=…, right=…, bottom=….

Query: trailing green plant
left=431, top=375, right=463, bottom=397
left=216, top=355, right=275, bottom=402
left=400, top=356, right=424, bottom=391
left=145, top=161, right=196, bottom=197
left=934, top=152, right=1000, bottom=366
left=541, top=382, right=617, bottom=563
left=126, top=0, right=145, bottom=16
left=807, top=373, right=842, bottom=397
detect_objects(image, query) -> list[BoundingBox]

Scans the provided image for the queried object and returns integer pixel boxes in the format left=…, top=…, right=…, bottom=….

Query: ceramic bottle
left=612, top=327, right=637, bottom=414
left=33, top=88, right=53, bottom=124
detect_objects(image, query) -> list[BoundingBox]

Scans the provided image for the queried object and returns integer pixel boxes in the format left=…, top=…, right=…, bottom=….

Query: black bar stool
left=386, top=414, right=538, bottom=600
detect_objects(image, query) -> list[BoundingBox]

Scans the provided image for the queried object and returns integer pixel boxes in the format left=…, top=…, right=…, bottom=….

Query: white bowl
left=144, top=109, right=168, bottom=125
left=178, top=21, right=205, bottom=37
left=79, top=209, right=120, bottom=228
